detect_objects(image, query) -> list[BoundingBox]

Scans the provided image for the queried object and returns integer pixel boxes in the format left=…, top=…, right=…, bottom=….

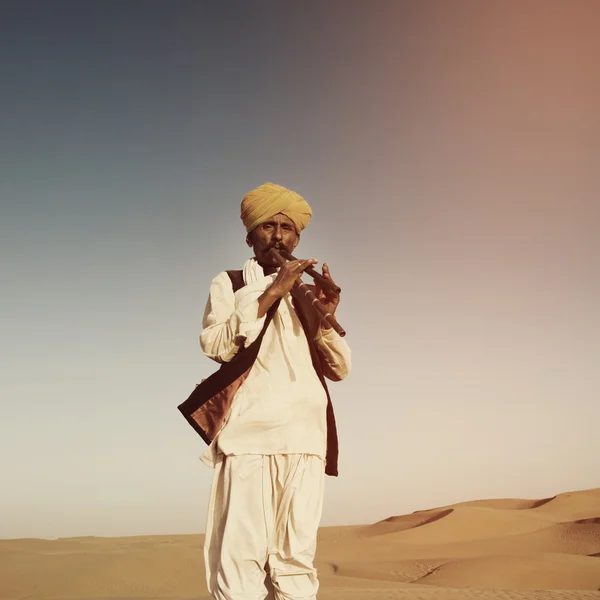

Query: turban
left=240, top=182, right=312, bottom=233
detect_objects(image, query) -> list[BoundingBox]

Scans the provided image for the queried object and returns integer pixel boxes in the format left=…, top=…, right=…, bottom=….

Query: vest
left=178, top=270, right=340, bottom=477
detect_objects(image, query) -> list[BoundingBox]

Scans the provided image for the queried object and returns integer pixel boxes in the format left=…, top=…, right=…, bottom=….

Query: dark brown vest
left=178, top=270, right=339, bottom=476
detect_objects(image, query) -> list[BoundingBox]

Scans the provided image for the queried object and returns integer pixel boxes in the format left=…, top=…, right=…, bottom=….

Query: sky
left=1, top=0, right=599, bottom=539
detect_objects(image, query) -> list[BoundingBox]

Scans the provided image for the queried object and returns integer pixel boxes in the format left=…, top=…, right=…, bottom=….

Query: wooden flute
left=269, top=247, right=346, bottom=337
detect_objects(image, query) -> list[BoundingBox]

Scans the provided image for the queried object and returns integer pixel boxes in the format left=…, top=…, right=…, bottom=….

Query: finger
left=299, top=259, right=318, bottom=272
left=287, top=259, right=306, bottom=271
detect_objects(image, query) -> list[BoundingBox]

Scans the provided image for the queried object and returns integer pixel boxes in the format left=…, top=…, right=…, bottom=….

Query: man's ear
left=246, top=235, right=252, bottom=248
left=293, top=234, right=300, bottom=250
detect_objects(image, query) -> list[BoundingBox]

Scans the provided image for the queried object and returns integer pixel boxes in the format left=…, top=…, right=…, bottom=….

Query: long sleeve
left=313, top=326, right=352, bottom=382
left=200, top=271, right=271, bottom=363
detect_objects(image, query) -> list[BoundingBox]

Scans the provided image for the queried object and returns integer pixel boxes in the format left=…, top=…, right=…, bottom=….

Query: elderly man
left=198, top=182, right=351, bottom=600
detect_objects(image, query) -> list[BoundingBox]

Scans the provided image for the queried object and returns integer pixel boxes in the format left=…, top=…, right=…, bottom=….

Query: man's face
left=247, top=213, right=300, bottom=268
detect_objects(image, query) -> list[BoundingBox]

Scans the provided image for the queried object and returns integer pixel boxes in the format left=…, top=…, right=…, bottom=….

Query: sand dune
left=1, top=487, right=599, bottom=599
left=417, top=553, right=600, bottom=590
left=361, top=506, right=557, bottom=543
left=529, top=491, right=600, bottom=521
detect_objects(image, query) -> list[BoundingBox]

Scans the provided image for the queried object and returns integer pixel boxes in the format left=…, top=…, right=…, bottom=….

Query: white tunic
left=199, top=259, right=351, bottom=465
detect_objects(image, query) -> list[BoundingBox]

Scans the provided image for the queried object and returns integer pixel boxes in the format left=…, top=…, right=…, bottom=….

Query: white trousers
left=204, top=454, right=326, bottom=600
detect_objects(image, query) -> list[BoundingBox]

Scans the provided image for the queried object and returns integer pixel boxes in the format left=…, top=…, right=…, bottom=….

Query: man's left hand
left=314, top=263, right=340, bottom=321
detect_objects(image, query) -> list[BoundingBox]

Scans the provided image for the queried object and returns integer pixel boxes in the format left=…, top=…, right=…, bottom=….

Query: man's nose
left=272, top=225, right=283, bottom=241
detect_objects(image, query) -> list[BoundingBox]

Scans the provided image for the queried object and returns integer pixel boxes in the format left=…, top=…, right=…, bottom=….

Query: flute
left=277, top=247, right=341, bottom=295
left=269, top=248, right=346, bottom=337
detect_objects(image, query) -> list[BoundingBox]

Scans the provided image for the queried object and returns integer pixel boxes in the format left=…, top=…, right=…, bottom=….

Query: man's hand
left=269, top=258, right=318, bottom=299
left=315, top=263, right=340, bottom=324
left=257, top=258, right=318, bottom=318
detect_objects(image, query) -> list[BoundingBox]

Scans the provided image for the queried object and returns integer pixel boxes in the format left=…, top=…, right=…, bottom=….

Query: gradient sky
left=2, top=0, right=599, bottom=539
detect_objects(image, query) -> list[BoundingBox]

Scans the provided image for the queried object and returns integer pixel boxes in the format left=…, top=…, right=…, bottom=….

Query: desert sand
left=1, top=488, right=599, bottom=600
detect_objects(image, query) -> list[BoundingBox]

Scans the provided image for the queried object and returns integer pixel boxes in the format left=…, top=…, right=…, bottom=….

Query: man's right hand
left=268, top=258, right=318, bottom=299
left=256, top=258, right=318, bottom=319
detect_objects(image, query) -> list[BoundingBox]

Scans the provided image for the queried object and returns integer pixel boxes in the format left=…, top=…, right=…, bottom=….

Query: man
left=199, top=182, right=351, bottom=600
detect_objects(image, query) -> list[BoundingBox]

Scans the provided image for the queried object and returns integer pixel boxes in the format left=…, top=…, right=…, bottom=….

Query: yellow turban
left=241, top=182, right=312, bottom=233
